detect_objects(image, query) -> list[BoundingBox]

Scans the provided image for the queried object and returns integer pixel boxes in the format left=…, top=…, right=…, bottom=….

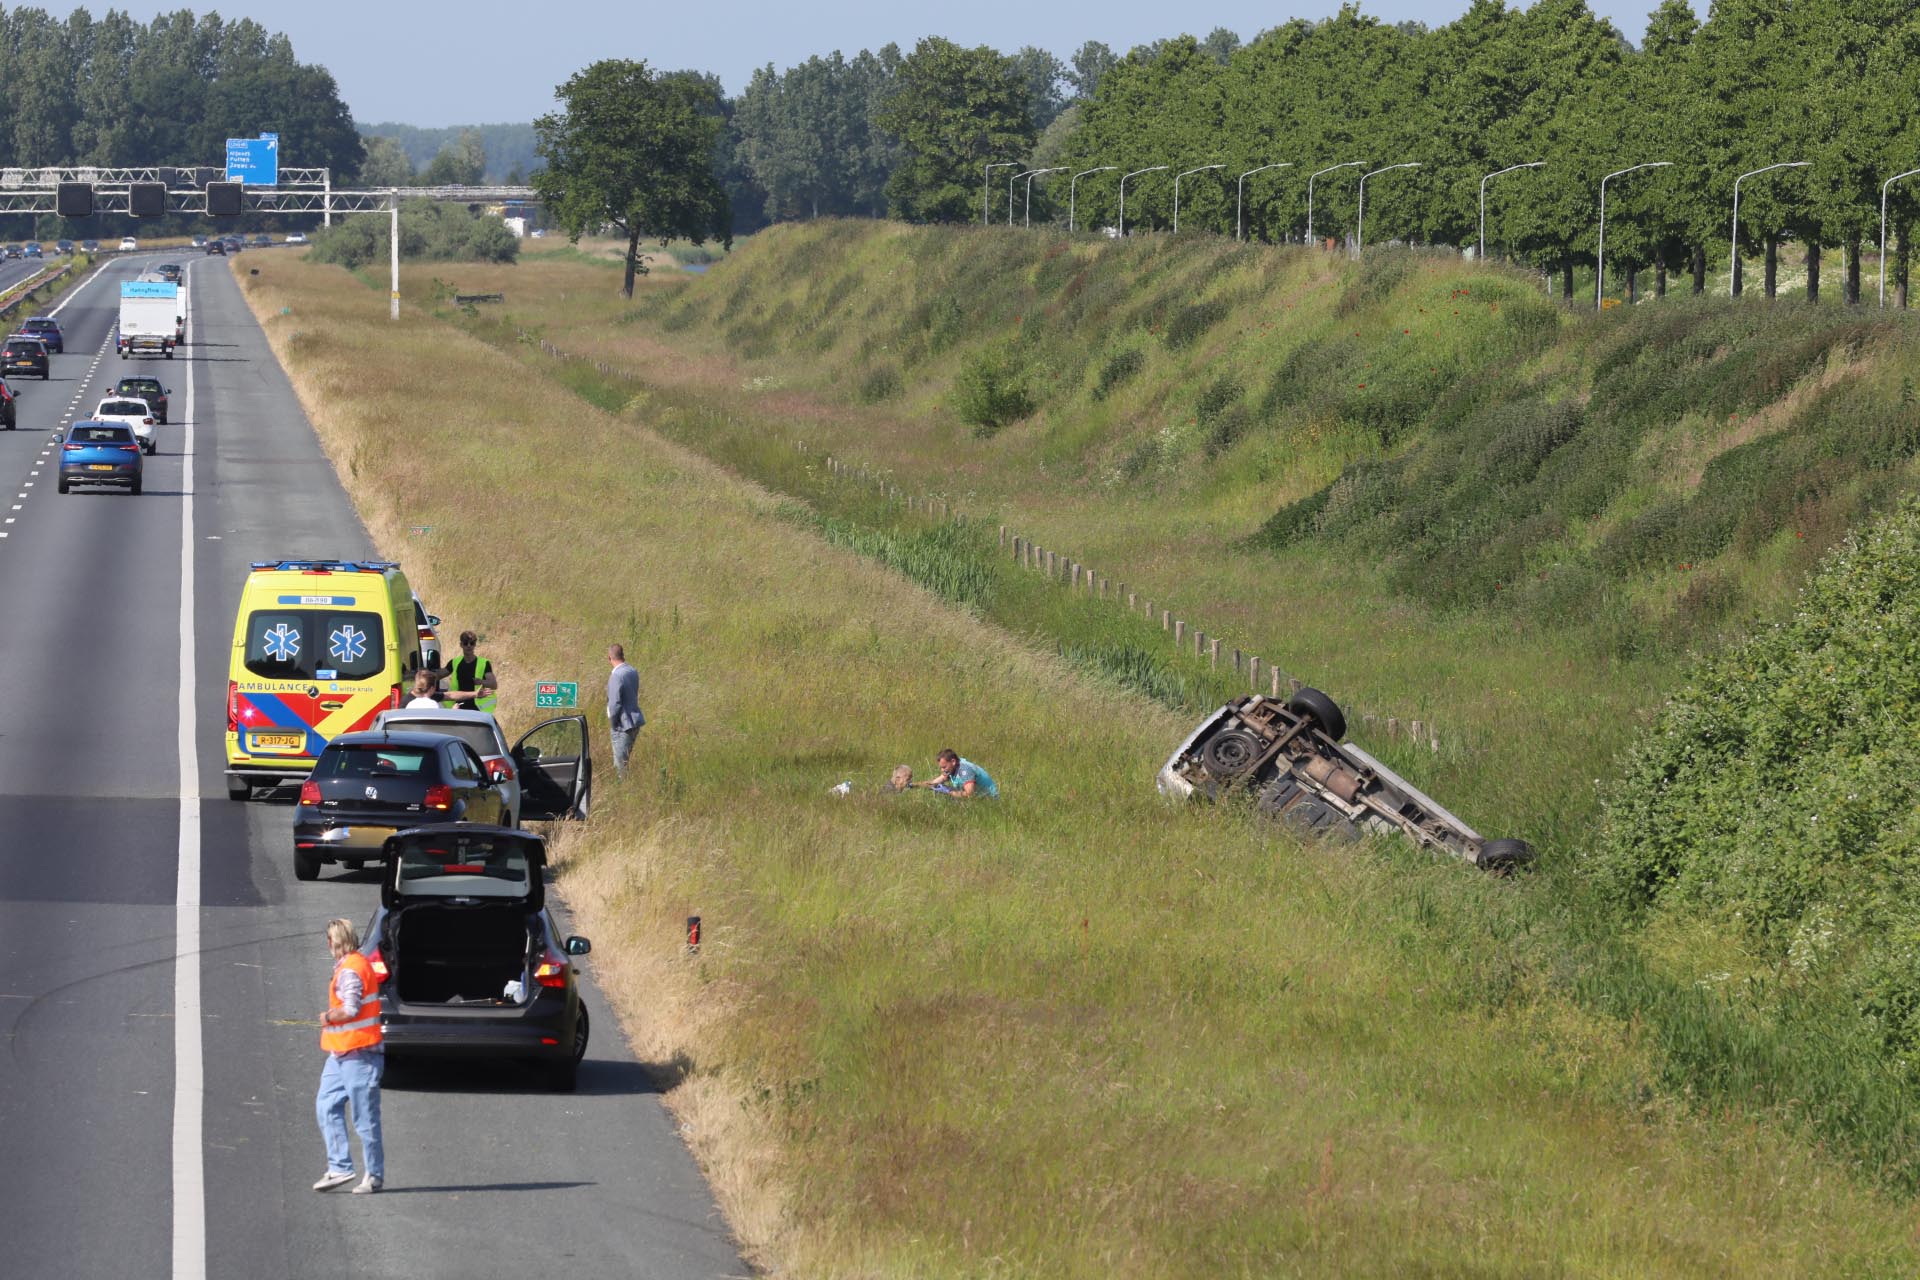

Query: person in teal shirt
left=933, top=748, right=998, bottom=798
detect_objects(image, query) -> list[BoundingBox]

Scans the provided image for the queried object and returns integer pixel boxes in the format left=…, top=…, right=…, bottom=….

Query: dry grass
left=233, top=253, right=1920, bottom=1277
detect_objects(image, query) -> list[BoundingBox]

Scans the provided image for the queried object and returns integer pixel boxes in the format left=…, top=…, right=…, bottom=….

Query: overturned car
left=1158, top=688, right=1534, bottom=871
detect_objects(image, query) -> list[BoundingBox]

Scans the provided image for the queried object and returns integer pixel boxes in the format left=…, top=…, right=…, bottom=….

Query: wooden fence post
left=1271, top=668, right=1282, bottom=697
left=1162, top=609, right=1171, bottom=632
left=1289, top=677, right=1303, bottom=694
left=1209, top=637, right=1220, bottom=667
left=1248, top=656, right=1261, bottom=688
left=1174, top=620, right=1185, bottom=646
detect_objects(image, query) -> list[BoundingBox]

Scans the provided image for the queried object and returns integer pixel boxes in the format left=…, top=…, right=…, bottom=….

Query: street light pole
left=1070, top=166, right=1117, bottom=233
left=1478, top=161, right=1545, bottom=262
left=1119, top=166, right=1168, bottom=238
left=1355, top=162, right=1420, bottom=254
left=1024, top=167, right=1065, bottom=227
left=1730, top=161, right=1809, bottom=297
left=389, top=189, right=400, bottom=321
left=1597, top=162, right=1673, bottom=311
left=1009, top=169, right=1043, bottom=226
left=1307, top=161, right=1366, bottom=246
left=1881, top=168, right=1920, bottom=307
left=1235, top=163, right=1291, bottom=242
left=1173, top=164, right=1224, bottom=234
left=984, top=162, right=1017, bottom=226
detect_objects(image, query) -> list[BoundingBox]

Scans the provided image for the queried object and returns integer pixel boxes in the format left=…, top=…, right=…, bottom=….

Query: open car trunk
left=393, top=904, right=533, bottom=1007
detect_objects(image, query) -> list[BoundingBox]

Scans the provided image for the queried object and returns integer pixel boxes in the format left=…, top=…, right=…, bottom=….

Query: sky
left=110, top=1, right=1681, bottom=127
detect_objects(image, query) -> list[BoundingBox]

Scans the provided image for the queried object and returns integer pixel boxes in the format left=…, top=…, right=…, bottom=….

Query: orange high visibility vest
left=321, top=951, right=383, bottom=1054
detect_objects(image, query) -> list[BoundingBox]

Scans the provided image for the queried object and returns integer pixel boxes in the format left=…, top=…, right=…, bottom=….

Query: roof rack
left=249, top=559, right=399, bottom=573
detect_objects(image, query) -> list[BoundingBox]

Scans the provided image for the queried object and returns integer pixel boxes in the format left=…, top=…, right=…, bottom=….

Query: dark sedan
left=364, top=826, right=592, bottom=1089
left=56, top=421, right=143, bottom=494
left=114, top=375, right=169, bottom=423
left=294, top=729, right=507, bottom=880
left=80, top=239, right=99, bottom=253
left=2, top=335, right=48, bottom=380
left=205, top=240, right=225, bottom=256
left=19, top=316, right=63, bottom=354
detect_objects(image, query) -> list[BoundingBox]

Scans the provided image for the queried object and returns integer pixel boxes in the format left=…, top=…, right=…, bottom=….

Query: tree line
left=710, top=2, right=1920, bottom=303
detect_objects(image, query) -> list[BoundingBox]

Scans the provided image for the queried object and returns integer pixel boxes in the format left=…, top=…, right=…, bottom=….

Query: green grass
left=234, top=250, right=1920, bottom=1276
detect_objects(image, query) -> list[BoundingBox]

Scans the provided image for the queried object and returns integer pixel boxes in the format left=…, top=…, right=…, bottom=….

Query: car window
left=383, top=719, right=500, bottom=757
left=98, top=401, right=146, bottom=416
left=242, top=609, right=386, bottom=681
left=394, top=833, right=535, bottom=900
left=318, top=745, right=433, bottom=778
left=70, top=425, right=133, bottom=443
left=447, top=745, right=481, bottom=783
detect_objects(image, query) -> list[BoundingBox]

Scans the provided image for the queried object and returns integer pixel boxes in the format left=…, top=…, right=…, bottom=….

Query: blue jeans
left=316, top=1048, right=384, bottom=1178
left=610, top=727, right=636, bottom=776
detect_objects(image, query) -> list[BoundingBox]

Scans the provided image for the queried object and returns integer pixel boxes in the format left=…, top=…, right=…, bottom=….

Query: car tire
left=548, top=1000, right=589, bottom=1092
left=1286, top=687, right=1348, bottom=742
left=225, top=774, right=250, bottom=801
left=294, top=849, right=321, bottom=881
left=56, top=478, right=68, bottom=494
left=129, top=478, right=141, bottom=495
left=1477, top=838, right=1536, bottom=874
left=1199, top=728, right=1264, bottom=780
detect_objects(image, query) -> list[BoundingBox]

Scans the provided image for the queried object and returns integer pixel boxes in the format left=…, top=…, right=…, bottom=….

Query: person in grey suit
left=606, top=643, right=645, bottom=776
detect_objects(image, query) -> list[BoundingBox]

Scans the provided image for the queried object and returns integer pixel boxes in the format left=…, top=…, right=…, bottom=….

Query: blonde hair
left=890, top=765, right=913, bottom=791
left=327, top=918, right=359, bottom=954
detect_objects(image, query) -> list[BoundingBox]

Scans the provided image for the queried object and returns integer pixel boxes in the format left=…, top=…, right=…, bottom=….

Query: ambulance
left=225, top=559, right=423, bottom=800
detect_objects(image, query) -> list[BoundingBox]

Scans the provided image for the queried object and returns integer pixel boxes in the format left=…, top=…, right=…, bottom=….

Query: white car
left=92, top=395, right=157, bottom=453
left=118, top=236, right=138, bottom=251
left=284, top=232, right=308, bottom=245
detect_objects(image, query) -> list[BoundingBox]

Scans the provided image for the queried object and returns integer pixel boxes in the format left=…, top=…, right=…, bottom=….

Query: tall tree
left=877, top=37, right=1034, bottom=224
left=534, top=59, right=731, bottom=297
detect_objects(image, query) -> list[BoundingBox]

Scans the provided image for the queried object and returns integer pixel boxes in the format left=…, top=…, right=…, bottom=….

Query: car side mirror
left=565, top=936, right=591, bottom=956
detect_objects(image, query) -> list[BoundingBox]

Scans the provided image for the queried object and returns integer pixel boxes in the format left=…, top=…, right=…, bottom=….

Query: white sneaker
left=351, top=1175, right=383, bottom=1194
left=312, top=1170, right=355, bottom=1191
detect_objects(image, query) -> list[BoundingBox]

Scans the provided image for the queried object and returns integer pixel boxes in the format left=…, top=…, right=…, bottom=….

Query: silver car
left=370, top=708, right=593, bottom=826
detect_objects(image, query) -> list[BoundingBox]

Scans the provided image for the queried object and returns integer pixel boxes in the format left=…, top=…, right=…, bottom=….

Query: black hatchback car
left=115, top=375, right=169, bottom=423
left=2, top=335, right=48, bottom=380
left=204, top=240, right=225, bottom=256
left=294, top=730, right=508, bottom=880
left=364, top=826, right=591, bottom=1089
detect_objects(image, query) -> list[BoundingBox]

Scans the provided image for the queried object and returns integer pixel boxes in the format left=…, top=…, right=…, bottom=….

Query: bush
left=951, top=342, right=1036, bottom=436
left=307, top=199, right=519, bottom=269
left=1196, top=375, right=1248, bottom=458
left=1093, top=347, right=1144, bottom=400
left=1163, top=300, right=1227, bottom=351
left=858, top=364, right=903, bottom=403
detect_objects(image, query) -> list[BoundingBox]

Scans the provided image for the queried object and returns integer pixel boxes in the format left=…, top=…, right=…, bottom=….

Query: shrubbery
left=951, top=342, right=1036, bottom=435
left=1595, top=498, right=1920, bottom=1072
left=307, top=200, right=519, bottom=269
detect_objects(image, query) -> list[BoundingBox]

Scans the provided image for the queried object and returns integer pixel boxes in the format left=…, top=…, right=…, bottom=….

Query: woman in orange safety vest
left=312, top=918, right=385, bottom=1194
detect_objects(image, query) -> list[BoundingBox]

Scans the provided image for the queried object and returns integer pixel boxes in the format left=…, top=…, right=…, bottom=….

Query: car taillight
left=62, top=443, right=82, bottom=451
left=118, top=444, right=140, bottom=452
left=534, top=947, right=569, bottom=989
left=486, top=758, right=514, bottom=783
left=368, top=950, right=389, bottom=981
left=299, top=779, right=322, bottom=806
left=423, top=784, right=453, bottom=810
left=227, top=680, right=239, bottom=730
left=142, top=418, right=154, bottom=426
left=388, top=683, right=402, bottom=710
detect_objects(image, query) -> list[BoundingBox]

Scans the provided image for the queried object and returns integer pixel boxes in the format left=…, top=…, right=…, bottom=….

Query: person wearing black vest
left=434, top=630, right=498, bottom=713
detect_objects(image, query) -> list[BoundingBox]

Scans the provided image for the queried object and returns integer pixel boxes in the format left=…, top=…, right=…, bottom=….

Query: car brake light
left=388, top=683, right=402, bottom=710
left=486, top=758, right=514, bottom=783
left=143, top=418, right=154, bottom=426
left=534, top=946, right=569, bottom=988
left=227, top=680, right=239, bottom=730
left=299, top=779, right=322, bottom=805
left=423, top=783, right=453, bottom=810
left=368, top=950, right=389, bottom=981
left=62, top=443, right=82, bottom=451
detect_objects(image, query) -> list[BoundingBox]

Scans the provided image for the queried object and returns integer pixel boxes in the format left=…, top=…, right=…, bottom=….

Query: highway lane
left=0, top=253, right=745, bottom=1277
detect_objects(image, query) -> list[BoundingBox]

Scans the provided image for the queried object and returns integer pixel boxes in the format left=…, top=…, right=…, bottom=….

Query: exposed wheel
left=129, top=478, right=141, bottom=495
left=225, top=774, right=250, bottom=801
left=547, top=1001, right=589, bottom=1092
left=56, top=478, right=69, bottom=493
left=1286, top=687, right=1347, bottom=742
left=293, top=849, right=321, bottom=881
left=1477, top=838, right=1536, bottom=874
left=1199, top=728, right=1264, bottom=780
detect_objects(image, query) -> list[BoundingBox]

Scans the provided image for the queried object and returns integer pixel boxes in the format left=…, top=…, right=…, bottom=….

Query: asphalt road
left=0, top=254, right=745, bottom=1277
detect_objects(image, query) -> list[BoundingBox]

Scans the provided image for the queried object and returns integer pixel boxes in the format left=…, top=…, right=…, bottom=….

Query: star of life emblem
left=262, top=623, right=301, bottom=662
left=329, top=624, right=367, bottom=665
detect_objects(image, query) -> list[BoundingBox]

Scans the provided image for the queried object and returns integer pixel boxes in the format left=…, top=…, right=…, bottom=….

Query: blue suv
left=57, top=421, right=143, bottom=495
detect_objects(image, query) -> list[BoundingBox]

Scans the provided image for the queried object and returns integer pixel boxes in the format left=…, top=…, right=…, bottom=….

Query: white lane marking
left=172, top=258, right=204, bottom=1280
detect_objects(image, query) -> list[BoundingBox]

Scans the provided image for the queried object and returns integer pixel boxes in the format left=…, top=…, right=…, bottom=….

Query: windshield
left=394, top=831, right=537, bottom=900
left=243, top=608, right=386, bottom=681
left=318, top=744, right=433, bottom=777
left=117, top=382, right=160, bottom=397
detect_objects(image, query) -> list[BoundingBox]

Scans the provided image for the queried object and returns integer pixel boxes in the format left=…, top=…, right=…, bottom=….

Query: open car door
left=510, top=715, right=591, bottom=821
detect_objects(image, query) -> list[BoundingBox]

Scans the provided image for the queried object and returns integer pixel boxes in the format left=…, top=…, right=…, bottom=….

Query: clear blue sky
left=113, top=1, right=1682, bottom=127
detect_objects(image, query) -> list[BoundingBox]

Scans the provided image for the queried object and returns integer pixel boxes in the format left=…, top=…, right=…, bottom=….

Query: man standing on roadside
left=607, top=643, right=644, bottom=777
left=313, top=918, right=384, bottom=1195
left=435, top=630, right=498, bottom=712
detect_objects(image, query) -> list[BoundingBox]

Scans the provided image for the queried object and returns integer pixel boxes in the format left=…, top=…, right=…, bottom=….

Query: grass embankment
left=237, top=252, right=1920, bottom=1274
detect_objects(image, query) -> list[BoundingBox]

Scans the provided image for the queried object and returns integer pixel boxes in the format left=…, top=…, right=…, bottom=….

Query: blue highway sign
left=225, top=135, right=280, bottom=186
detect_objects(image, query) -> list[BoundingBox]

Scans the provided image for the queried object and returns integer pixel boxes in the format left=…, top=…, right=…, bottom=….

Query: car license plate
left=250, top=731, right=305, bottom=752
left=87, top=464, right=114, bottom=471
